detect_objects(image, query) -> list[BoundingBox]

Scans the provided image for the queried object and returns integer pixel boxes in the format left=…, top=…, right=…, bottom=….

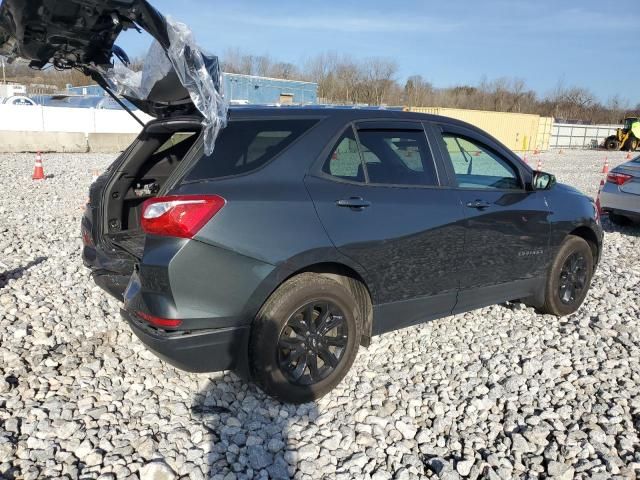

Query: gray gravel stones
left=547, top=461, right=574, bottom=479
left=395, top=420, right=418, bottom=440
left=139, top=461, right=176, bottom=480
left=0, top=150, right=640, bottom=479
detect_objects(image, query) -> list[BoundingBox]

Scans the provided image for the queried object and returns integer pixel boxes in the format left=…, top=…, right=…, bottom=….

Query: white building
left=0, top=83, right=27, bottom=98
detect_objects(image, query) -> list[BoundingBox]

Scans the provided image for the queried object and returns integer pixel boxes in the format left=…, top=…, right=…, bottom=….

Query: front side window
left=186, top=119, right=318, bottom=180
left=442, top=134, right=520, bottom=190
left=357, top=129, right=437, bottom=186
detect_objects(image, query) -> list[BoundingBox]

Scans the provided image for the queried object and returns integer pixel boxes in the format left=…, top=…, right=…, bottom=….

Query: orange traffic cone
left=602, top=157, right=609, bottom=174
left=523, top=154, right=529, bottom=165
left=32, top=152, right=45, bottom=180
left=536, top=158, right=543, bottom=171
left=626, top=151, right=632, bottom=160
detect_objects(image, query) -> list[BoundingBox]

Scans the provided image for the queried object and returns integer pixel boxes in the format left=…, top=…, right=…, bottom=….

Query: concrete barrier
left=0, top=131, right=88, bottom=153
left=88, top=133, right=138, bottom=153
left=0, top=104, right=148, bottom=152
left=0, top=104, right=150, bottom=133
left=0, top=131, right=141, bottom=153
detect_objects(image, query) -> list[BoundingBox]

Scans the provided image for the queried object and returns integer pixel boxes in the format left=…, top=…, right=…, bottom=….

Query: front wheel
left=540, top=236, right=594, bottom=316
left=604, top=136, right=620, bottom=151
left=250, top=273, right=361, bottom=403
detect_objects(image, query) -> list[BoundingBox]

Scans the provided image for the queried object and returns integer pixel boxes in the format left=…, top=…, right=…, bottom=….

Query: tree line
left=3, top=49, right=637, bottom=124
left=222, top=49, right=637, bottom=124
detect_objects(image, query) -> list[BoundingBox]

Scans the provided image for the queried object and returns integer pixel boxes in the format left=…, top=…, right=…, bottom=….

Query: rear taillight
left=141, top=195, right=225, bottom=239
left=606, top=172, right=633, bottom=185
left=137, top=311, right=182, bottom=328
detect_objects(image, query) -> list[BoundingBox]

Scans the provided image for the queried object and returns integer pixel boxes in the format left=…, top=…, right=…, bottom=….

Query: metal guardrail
left=550, top=123, right=621, bottom=149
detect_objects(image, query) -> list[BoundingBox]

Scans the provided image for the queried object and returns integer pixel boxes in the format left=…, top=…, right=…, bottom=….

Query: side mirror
left=532, top=171, right=556, bottom=190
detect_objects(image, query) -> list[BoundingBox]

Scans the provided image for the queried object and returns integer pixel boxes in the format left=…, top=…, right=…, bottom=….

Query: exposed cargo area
left=96, top=119, right=202, bottom=257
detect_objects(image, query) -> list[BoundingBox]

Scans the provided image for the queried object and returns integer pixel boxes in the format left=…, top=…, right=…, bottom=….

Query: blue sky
left=118, top=0, right=640, bottom=104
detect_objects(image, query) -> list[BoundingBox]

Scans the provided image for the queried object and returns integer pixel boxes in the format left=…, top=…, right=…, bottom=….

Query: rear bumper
left=82, top=243, right=136, bottom=301
left=92, top=271, right=131, bottom=300
left=602, top=207, right=640, bottom=222
left=85, top=230, right=276, bottom=376
left=600, top=185, right=640, bottom=217
left=122, top=308, right=250, bottom=374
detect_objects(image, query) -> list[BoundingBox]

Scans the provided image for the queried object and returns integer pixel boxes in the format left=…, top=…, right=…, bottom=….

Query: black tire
left=250, top=272, right=361, bottom=403
left=608, top=212, right=631, bottom=226
left=540, top=236, right=594, bottom=316
left=605, top=136, right=620, bottom=151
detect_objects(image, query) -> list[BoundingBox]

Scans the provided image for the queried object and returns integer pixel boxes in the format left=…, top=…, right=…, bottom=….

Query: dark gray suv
left=78, top=106, right=601, bottom=403
left=1, top=0, right=603, bottom=403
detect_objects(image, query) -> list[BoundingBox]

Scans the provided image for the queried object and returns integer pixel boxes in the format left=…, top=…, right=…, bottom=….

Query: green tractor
left=605, top=117, right=640, bottom=151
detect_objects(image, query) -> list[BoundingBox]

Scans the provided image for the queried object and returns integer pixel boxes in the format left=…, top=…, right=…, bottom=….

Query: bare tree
left=542, top=82, right=598, bottom=122
left=360, top=57, right=398, bottom=105
left=404, top=75, right=434, bottom=107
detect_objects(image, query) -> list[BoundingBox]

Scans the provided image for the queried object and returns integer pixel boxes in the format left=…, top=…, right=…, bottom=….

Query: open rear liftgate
left=0, top=0, right=228, bottom=154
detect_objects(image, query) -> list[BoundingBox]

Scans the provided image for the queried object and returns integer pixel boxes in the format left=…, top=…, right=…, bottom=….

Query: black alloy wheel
left=277, top=301, right=348, bottom=385
left=250, top=272, right=362, bottom=403
left=558, top=252, right=588, bottom=305
left=540, top=235, right=594, bottom=316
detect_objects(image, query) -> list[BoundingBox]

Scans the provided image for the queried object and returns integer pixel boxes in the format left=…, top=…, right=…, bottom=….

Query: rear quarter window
left=185, top=119, right=318, bottom=180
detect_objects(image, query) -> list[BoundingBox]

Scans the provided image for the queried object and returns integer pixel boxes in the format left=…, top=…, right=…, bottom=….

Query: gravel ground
left=0, top=149, right=639, bottom=480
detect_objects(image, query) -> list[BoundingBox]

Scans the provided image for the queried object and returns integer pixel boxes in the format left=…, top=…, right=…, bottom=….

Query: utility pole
left=1, top=57, right=5, bottom=84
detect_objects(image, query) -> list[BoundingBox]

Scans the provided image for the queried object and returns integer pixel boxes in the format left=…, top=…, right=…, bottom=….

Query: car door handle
left=337, top=197, right=371, bottom=209
left=466, top=200, right=491, bottom=209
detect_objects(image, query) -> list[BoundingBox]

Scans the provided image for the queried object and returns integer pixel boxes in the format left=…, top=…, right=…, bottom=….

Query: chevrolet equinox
left=0, top=0, right=603, bottom=403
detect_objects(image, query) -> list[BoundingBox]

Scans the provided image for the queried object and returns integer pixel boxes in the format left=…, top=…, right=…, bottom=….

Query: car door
left=305, top=120, right=466, bottom=335
left=430, top=123, right=551, bottom=313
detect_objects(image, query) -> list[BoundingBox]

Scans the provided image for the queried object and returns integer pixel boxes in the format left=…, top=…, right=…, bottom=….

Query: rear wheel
left=624, top=137, right=638, bottom=151
left=540, top=236, right=594, bottom=316
left=250, top=273, right=361, bottom=403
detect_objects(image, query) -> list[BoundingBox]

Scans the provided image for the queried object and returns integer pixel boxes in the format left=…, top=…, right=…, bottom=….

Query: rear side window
left=322, top=126, right=438, bottom=187
left=322, top=127, right=364, bottom=182
left=186, top=119, right=318, bottom=180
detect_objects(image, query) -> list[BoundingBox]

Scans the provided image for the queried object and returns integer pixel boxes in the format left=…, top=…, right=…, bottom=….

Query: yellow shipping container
left=406, top=107, right=552, bottom=153
left=535, top=116, right=553, bottom=153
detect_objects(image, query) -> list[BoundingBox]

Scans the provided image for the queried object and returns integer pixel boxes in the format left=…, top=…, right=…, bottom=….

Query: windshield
left=625, top=118, right=637, bottom=129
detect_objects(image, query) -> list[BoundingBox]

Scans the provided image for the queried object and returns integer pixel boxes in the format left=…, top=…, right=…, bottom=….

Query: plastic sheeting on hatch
left=101, top=17, right=227, bottom=155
